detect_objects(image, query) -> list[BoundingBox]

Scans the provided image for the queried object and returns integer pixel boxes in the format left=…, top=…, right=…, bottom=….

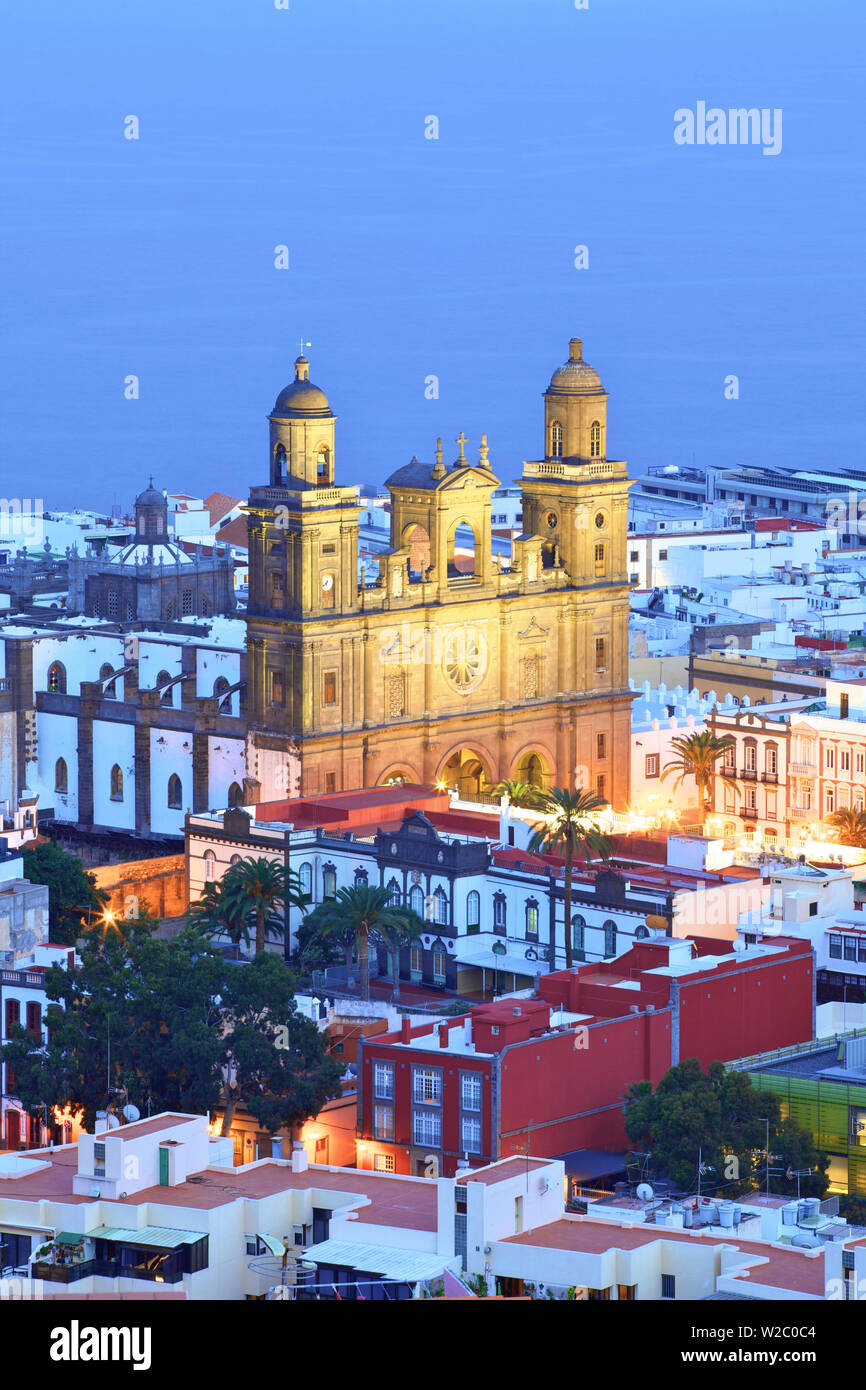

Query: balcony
left=789, top=762, right=816, bottom=776
left=741, top=768, right=758, bottom=781
left=790, top=807, right=814, bottom=820
left=761, top=771, right=779, bottom=783
left=32, top=1259, right=96, bottom=1284
left=720, top=766, right=737, bottom=779
left=742, top=808, right=759, bottom=820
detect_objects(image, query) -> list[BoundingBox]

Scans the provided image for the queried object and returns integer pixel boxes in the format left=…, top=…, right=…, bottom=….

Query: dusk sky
left=3, top=0, right=864, bottom=510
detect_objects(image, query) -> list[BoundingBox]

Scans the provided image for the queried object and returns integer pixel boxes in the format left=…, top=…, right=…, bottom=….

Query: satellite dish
left=123, top=1105, right=140, bottom=1123
left=636, top=1183, right=654, bottom=1201
left=105, top=1113, right=120, bottom=1130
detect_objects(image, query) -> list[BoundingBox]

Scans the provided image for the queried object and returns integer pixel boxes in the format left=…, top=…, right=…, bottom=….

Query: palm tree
left=187, top=879, right=252, bottom=953
left=302, top=884, right=420, bottom=1000
left=491, top=779, right=544, bottom=810
left=224, top=858, right=307, bottom=956
left=660, top=730, right=730, bottom=828
left=827, top=808, right=866, bottom=849
left=528, top=787, right=612, bottom=970
left=374, top=907, right=427, bottom=1000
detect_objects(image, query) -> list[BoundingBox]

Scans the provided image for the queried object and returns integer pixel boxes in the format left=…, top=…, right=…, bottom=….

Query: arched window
left=99, top=663, right=117, bottom=699
left=298, top=862, right=313, bottom=898
left=467, top=890, right=480, bottom=929
left=386, top=876, right=401, bottom=904
left=214, top=676, right=230, bottom=701
left=634, top=924, right=649, bottom=940
left=550, top=421, right=563, bottom=458
left=433, top=886, right=448, bottom=925
left=410, top=885, right=425, bottom=917
left=47, top=661, right=66, bottom=695
left=590, top=421, right=602, bottom=458
left=354, top=866, right=368, bottom=886
left=316, top=446, right=331, bottom=483
left=167, top=773, right=182, bottom=809
left=322, top=864, right=337, bottom=899
left=156, top=670, right=173, bottom=706
left=274, top=442, right=287, bottom=480
left=493, top=893, right=507, bottom=930
left=204, top=850, right=216, bottom=881
left=55, top=757, right=68, bottom=794
left=230, top=854, right=241, bottom=866
left=572, top=913, right=585, bottom=950
left=228, top=782, right=243, bottom=808
left=525, top=899, right=539, bottom=938
left=110, top=764, right=123, bottom=801
left=603, top=919, right=617, bottom=956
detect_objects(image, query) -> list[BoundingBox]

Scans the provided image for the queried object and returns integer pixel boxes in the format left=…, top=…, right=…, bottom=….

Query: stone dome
left=271, top=356, right=333, bottom=418
left=547, top=338, right=605, bottom=396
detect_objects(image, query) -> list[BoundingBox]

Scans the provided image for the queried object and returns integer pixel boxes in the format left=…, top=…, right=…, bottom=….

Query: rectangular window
left=658, top=549, right=668, bottom=561
left=373, top=1152, right=395, bottom=1172
left=412, top=1066, right=442, bottom=1105
left=322, top=671, right=337, bottom=705
left=645, top=754, right=659, bottom=778
left=845, top=937, right=857, bottom=962
left=373, top=1105, right=394, bottom=1141
left=26, top=1002, right=41, bottom=1035
left=182, top=589, right=194, bottom=615
left=94, top=1141, right=106, bottom=1179
left=595, top=637, right=606, bottom=671
left=432, top=950, right=446, bottom=983
left=661, top=1274, right=675, bottom=1299
left=412, top=1110, right=442, bottom=1149
left=270, top=670, right=284, bottom=706
left=373, top=1062, right=394, bottom=1100
left=461, top=1072, right=482, bottom=1111
left=630, top=550, right=639, bottom=562
left=596, top=774, right=606, bottom=799
left=842, top=750, right=851, bottom=772
left=409, top=945, right=422, bottom=977
left=271, top=571, right=284, bottom=593
left=826, top=748, right=835, bottom=771
left=460, top=1117, right=482, bottom=1155
left=107, top=589, right=119, bottom=618
left=829, top=935, right=843, bottom=959
left=857, top=751, right=865, bottom=775
left=597, top=733, right=606, bottom=760
left=766, top=792, right=777, bottom=818
left=5, top=999, right=20, bottom=1034
left=324, top=771, right=336, bottom=794
left=594, top=543, right=605, bottom=577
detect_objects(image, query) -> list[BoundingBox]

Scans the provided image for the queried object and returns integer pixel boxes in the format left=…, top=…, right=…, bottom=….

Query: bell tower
left=245, top=355, right=360, bottom=800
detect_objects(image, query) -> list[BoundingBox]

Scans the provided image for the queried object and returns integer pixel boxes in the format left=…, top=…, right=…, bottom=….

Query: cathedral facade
left=244, top=339, right=632, bottom=808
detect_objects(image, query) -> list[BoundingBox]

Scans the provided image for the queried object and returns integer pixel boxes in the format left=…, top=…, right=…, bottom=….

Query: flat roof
left=456, top=1158, right=552, bottom=1186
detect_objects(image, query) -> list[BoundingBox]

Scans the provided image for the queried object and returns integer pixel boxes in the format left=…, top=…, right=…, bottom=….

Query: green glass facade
left=747, top=1068, right=866, bottom=1196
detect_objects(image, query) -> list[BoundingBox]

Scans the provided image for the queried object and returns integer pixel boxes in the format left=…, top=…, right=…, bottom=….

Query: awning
left=89, top=1225, right=207, bottom=1249
left=301, top=1239, right=451, bottom=1283
left=256, top=1233, right=286, bottom=1257
left=54, top=1231, right=86, bottom=1246
left=556, top=1149, right=629, bottom=1182
left=454, top=945, right=547, bottom=976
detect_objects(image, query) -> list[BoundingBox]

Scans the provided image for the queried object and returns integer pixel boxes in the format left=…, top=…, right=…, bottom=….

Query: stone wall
left=90, top=853, right=186, bottom=921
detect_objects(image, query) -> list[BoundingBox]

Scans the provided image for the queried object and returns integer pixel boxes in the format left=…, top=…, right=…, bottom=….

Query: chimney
left=438, top=1022, right=450, bottom=1048
left=291, top=1139, right=308, bottom=1174
left=512, top=1006, right=522, bottom=1018
left=401, top=1018, right=412, bottom=1045
left=271, top=1137, right=283, bottom=1161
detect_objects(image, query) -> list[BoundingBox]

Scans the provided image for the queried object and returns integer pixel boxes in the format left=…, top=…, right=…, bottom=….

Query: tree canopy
left=22, top=839, right=108, bottom=945
left=2, top=912, right=341, bottom=1138
left=624, top=1058, right=829, bottom=1199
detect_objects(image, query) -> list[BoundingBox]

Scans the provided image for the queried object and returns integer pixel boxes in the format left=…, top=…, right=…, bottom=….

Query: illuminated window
left=432, top=949, right=447, bottom=982
left=412, top=1067, right=441, bottom=1104
left=373, top=1062, right=394, bottom=1100
left=374, top=1106, right=394, bottom=1141
left=525, top=900, right=539, bottom=937
left=374, top=1152, right=395, bottom=1172
left=203, top=850, right=216, bottom=881
left=461, top=1073, right=482, bottom=1111
left=47, top=661, right=66, bottom=694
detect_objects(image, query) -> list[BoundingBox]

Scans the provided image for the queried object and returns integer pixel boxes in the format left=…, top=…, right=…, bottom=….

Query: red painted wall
left=677, top=941, right=813, bottom=1067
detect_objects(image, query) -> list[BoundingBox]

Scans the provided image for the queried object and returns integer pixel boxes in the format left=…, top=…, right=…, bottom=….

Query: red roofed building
left=356, top=934, right=813, bottom=1176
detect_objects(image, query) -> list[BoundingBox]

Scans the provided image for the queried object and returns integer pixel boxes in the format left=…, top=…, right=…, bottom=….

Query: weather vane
left=298, top=336, right=311, bottom=357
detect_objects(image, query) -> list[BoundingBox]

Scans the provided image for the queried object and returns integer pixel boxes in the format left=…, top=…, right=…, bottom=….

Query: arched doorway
left=438, top=749, right=491, bottom=800
left=514, top=751, right=550, bottom=792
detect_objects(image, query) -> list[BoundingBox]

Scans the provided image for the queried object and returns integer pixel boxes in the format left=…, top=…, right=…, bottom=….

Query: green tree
left=660, top=731, right=730, bottom=828
left=1, top=919, right=339, bottom=1143
left=373, top=904, right=427, bottom=999
left=229, top=858, right=288, bottom=956
left=217, top=953, right=343, bottom=1136
left=302, top=884, right=418, bottom=1000
left=490, top=780, right=544, bottom=810
left=188, top=879, right=253, bottom=953
left=624, top=1058, right=829, bottom=1199
left=21, top=840, right=108, bottom=946
left=189, top=859, right=308, bottom=957
left=528, top=786, right=611, bottom=970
